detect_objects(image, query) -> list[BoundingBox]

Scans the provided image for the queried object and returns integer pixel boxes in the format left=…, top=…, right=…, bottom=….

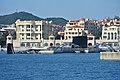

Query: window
left=80, top=23, right=84, bottom=25
left=104, top=28, right=107, bottom=30
left=26, top=25, right=30, bottom=28
left=27, top=33, right=30, bottom=36
left=44, top=43, right=48, bottom=46
left=32, top=43, right=36, bottom=47
left=26, top=43, right=30, bottom=47
left=104, top=32, right=107, bottom=34
left=88, top=37, right=93, bottom=40
left=36, top=37, right=38, bottom=39
left=50, top=43, right=53, bottom=47
left=26, top=38, right=30, bottom=39
left=108, top=33, right=110, bottom=40
left=69, top=36, right=71, bottom=38
left=103, top=36, right=107, bottom=39
left=72, top=32, right=74, bottom=34
left=111, top=33, right=113, bottom=39
left=21, top=43, right=25, bottom=47
left=50, top=37, right=54, bottom=40
left=37, top=43, right=41, bottom=47
left=27, top=29, right=30, bottom=31
left=22, top=29, right=24, bottom=31
left=35, top=25, right=38, bottom=28
left=35, top=28, right=38, bottom=31
left=68, top=28, right=72, bottom=30
left=115, top=33, right=117, bottom=40
left=22, top=33, right=24, bottom=36
left=66, top=37, right=68, bottom=40
left=31, top=25, right=33, bottom=28
left=79, top=32, right=81, bottom=34
left=69, top=23, right=73, bottom=25
left=19, top=25, right=24, bottom=28
left=116, top=22, right=120, bottom=24
left=35, top=34, right=38, bottom=36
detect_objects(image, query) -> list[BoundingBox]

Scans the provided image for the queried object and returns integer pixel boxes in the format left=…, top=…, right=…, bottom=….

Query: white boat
left=39, top=50, right=54, bottom=54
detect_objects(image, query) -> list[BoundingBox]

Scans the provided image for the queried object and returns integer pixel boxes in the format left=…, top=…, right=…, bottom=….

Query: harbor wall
left=100, top=52, right=120, bottom=60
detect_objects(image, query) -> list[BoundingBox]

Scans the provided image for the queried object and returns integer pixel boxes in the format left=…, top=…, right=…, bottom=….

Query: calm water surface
left=0, top=51, right=120, bottom=80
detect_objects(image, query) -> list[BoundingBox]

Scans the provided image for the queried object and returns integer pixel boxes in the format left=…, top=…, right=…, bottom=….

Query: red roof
left=67, top=26, right=84, bottom=28
left=87, top=33, right=94, bottom=36
left=50, top=33, right=54, bottom=36
left=80, top=18, right=85, bottom=21
left=102, top=19, right=110, bottom=23
left=105, top=25, right=120, bottom=27
left=70, top=20, right=79, bottom=22
left=86, top=20, right=93, bottom=23
left=98, top=21, right=102, bottom=25
left=70, top=18, right=85, bottom=22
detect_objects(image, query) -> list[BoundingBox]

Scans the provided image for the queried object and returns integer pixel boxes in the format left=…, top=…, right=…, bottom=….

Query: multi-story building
left=64, top=18, right=98, bottom=46
left=15, top=19, right=52, bottom=48
left=65, top=18, right=85, bottom=40
left=64, top=18, right=98, bottom=40
left=64, top=25, right=85, bottom=40
left=101, top=18, right=120, bottom=47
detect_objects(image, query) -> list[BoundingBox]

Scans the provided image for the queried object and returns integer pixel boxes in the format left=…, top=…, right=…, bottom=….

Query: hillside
left=0, top=11, right=68, bottom=26
left=45, top=17, right=68, bottom=26
left=0, top=12, right=43, bottom=24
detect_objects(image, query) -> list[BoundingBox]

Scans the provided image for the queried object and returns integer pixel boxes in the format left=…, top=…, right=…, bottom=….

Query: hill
left=0, top=12, right=43, bottom=24
left=45, top=17, right=68, bottom=26
left=0, top=11, right=68, bottom=26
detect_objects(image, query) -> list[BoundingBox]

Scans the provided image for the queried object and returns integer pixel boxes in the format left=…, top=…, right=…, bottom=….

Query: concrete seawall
left=100, top=52, right=120, bottom=60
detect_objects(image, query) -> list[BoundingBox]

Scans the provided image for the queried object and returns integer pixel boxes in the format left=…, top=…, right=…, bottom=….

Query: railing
left=20, top=40, right=42, bottom=42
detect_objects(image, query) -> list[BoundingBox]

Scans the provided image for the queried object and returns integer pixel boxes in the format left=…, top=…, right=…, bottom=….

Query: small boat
left=39, top=50, right=54, bottom=54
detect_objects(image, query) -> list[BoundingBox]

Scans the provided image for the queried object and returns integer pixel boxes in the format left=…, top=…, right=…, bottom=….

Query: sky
left=0, top=0, right=120, bottom=20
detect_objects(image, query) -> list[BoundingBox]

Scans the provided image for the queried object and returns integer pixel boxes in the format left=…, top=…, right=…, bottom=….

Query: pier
left=100, top=52, right=120, bottom=60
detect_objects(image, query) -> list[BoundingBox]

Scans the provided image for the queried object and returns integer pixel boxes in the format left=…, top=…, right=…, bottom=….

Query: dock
left=100, top=52, right=120, bottom=60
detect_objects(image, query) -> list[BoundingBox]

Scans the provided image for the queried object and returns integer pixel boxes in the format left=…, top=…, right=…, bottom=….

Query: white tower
left=6, top=34, right=14, bottom=54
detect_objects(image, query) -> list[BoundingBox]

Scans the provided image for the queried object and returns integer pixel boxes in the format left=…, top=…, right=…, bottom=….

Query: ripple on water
left=0, top=52, right=120, bottom=80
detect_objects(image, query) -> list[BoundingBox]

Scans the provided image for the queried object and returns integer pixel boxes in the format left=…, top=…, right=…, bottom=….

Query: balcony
left=20, top=39, right=42, bottom=43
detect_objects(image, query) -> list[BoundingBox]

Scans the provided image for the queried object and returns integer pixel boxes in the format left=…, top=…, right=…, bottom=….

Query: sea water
left=0, top=51, right=120, bottom=80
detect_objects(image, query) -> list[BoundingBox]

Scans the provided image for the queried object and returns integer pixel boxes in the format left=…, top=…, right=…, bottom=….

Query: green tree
left=0, top=32, right=8, bottom=47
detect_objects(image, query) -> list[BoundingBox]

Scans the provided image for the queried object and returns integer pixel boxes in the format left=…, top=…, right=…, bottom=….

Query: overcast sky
left=0, top=0, right=120, bottom=20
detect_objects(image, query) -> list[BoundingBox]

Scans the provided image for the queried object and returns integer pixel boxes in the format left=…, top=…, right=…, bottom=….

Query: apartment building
left=64, top=18, right=98, bottom=46
left=15, top=19, right=52, bottom=48
left=64, top=18, right=98, bottom=39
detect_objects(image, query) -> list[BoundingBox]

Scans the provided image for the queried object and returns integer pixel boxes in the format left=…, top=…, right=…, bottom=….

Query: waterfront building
left=101, top=18, right=120, bottom=48
left=64, top=18, right=97, bottom=46
left=64, top=18, right=98, bottom=40
left=14, top=19, right=52, bottom=48
left=12, top=18, right=99, bottom=48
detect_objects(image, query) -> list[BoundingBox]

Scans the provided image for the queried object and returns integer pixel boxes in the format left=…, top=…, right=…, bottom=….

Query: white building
left=14, top=19, right=52, bottom=48
left=64, top=18, right=97, bottom=46
left=101, top=18, right=120, bottom=47
left=101, top=25, right=120, bottom=46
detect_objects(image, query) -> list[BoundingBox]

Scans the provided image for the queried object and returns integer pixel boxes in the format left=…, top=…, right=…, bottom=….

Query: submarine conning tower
left=7, top=34, right=14, bottom=54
